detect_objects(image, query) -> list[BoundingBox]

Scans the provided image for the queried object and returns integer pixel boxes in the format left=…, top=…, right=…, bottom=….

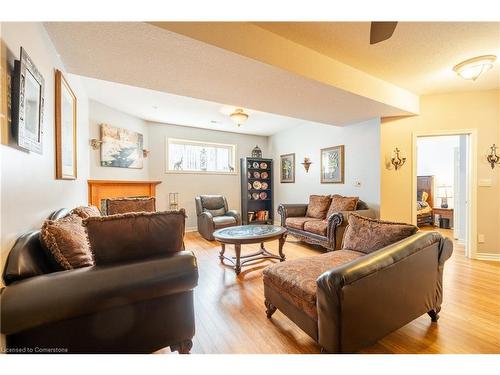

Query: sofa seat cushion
left=213, top=215, right=237, bottom=227
left=342, top=213, right=418, bottom=254
left=285, top=217, right=320, bottom=230
left=306, top=195, right=332, bottom=219
left=263, top=250, right=364, bottom=319
left=303, top=220, right=328, bottom=236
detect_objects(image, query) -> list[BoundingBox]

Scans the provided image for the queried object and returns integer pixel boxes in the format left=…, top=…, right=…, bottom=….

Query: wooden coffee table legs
left=219, top=234, right=286, bottom=275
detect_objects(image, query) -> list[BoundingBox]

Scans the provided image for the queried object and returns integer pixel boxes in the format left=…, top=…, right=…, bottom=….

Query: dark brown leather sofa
left=195, top=195, right=241, bottom=241
left=0, top=209, right=199, bottom=354
left=263, top=230, right=453, bottom=353
left=278, top=200, right=375, bottom=251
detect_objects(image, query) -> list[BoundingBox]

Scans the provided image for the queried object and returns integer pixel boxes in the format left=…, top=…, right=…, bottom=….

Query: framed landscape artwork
left=280, top=153, right=295, bottom=183
left=55, top=69, right=77, bottom=179
left=100, top=124, right=144, bottom=169
left=320, top=145, right=344, bottom=184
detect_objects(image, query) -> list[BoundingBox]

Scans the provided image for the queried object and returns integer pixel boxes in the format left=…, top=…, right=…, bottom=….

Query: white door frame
left=411, top=129, right=477, bottom=259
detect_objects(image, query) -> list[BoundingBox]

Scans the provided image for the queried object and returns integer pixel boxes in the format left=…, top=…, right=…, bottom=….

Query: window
left=166, top=138, right=237, bottom=174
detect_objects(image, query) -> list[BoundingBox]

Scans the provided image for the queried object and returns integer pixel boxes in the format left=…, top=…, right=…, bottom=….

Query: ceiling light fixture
left=229, top=108, right=249, bottom=127
left=453, top=55, right=496, bottom=81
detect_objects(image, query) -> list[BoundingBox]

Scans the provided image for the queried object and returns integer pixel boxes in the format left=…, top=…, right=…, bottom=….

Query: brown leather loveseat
left=0, top=208, right=199, bottom=354
left=263, top=214, right=453, bottom=353
left=278, top=194, right=375, bottom=251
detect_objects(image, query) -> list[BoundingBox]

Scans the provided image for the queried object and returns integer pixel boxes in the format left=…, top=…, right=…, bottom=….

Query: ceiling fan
left=370, top=22, right=398, bottom=44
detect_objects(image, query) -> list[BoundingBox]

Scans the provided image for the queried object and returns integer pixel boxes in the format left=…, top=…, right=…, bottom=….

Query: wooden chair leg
left=170, top=339, right=193, bottom=354
left=265, top=300, right=277, bottom=318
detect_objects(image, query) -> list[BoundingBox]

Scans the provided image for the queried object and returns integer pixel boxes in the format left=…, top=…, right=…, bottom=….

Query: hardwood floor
left=161, top=230, right=500, bottom=354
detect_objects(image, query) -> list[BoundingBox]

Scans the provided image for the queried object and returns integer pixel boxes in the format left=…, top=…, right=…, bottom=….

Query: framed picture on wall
left=12, top=47, right=45, bottom=154
left=320, top=145, right=344, bottom=184
left=55, top=69, right=77, bottom=179
left=100, top=124, right=144, bottom=168
left=280, top=153, right=295, bottom=183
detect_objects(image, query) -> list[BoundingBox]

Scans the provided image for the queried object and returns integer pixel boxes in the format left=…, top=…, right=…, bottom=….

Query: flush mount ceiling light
left=229, top=108, right=249, bottom=127
left=453, top=55, right=496, bottom=81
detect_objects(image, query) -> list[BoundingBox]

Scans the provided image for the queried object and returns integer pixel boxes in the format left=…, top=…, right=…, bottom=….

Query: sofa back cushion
left=85, top=210, right=186, bottom=265
left=306, top=195, right=332, bottom=219
left=342, top=213, right=418, bottom=254
left=105, top=197, right=156, bottom=215
left=40, top=214, right=94, bottom=269
left=327, top=195, right=359, bottom=217
left=71, top=205, right=101, bottom=219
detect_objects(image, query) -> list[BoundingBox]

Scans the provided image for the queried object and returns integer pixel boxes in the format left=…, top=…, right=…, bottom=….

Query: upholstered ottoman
left=262, top=250, right=364, bottom=340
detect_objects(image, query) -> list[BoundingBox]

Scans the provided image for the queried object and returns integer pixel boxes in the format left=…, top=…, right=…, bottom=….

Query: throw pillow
left=71, top=205, right=101, bottom=219
left=40, top=214, right=94, bottom=269
left=342, top=213, right=418, bottom=254
left=84, top=209, right=186, bottom=265
left=326, top=195, right=359, bottom=218
left=105, top=197, right=156, bottom=215
left=305, top=195, right=332, bottom=219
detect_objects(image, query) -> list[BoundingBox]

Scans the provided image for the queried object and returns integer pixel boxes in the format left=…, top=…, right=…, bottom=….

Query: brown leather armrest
left=0, top=251, right=198, bottom=335
left=225, top=210, right=241, bottom=225
left=277, top=204, right=308, bottom=226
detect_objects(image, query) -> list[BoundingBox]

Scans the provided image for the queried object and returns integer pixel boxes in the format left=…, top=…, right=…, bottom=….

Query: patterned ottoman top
left=213, top=225, right=286, bottom=242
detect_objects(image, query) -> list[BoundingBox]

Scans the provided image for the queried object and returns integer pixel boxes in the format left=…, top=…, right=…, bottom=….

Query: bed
left=417, top=175, right=434, bottom=227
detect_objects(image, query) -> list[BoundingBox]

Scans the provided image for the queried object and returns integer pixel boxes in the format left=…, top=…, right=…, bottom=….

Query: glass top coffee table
left=213, top=225, right=287, bottom=275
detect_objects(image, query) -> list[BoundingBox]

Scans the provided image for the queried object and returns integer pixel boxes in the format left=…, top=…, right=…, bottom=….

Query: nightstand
left=433, top=208, right=454, bottom=229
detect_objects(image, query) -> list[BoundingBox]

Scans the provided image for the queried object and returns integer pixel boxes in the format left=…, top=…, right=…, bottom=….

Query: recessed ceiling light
left=453, top=55, right=496, bottom=81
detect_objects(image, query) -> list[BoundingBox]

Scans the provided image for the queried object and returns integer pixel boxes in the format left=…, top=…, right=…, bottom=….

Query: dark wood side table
left=433, top=208, right=454, bottom=229
left=213, top=225, right=287, bottom=275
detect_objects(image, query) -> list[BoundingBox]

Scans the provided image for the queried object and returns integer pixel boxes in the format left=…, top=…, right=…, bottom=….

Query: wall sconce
left=391, top=147, right=406, bottom=170
left=89, top=139, right=102, bottom=150
left=487, top=144, right=500, bottom=169
left=142, top=149, right=150, bottom=158
left=301, top=157, right=312, bottom=172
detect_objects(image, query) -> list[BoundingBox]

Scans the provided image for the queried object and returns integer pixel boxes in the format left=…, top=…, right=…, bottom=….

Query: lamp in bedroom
left=437, top=185, right=452, bottom=208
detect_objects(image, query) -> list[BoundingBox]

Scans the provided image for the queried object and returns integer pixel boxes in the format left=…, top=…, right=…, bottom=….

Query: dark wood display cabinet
left=240, top=157, right=274, bottom=225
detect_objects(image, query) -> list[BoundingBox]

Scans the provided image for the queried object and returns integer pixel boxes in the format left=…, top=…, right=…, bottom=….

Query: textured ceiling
left=254, top=22, right=500, bottom=94
left=78, top=75, right=318, bottom=136
left=44, top=22, right=412, bottom=127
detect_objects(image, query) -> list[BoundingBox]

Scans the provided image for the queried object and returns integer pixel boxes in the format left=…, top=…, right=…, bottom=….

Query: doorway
left=412, top=130, right=477, bottom=258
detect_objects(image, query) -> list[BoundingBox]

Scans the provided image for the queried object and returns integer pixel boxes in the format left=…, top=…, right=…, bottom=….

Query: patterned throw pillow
left=106, top=197, right=156, bottom=215
left=342, top=213, right=418, bottom=254
left=326, top=195, right=359, bottom=218
left=306, top=195, right=332, bottom=219
left=40, top=214, right=94, bottom=269
left=71, top=205, right=101, bottom=219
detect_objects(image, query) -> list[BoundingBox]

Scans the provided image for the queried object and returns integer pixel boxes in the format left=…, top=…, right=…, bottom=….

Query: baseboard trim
left=475, top=252, right=500, bottom=261
left=185, top=227, right=198, bottom=233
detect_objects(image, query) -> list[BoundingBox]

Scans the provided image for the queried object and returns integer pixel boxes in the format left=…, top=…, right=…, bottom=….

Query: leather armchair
left=195, top=195, right=241, bottom=241
left=0, top=209, right=199, bottom=354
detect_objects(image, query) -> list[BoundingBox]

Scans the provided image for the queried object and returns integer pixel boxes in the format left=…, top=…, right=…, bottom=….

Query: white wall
left=88, top=100, right=149, bottom=180
left=417, top=135, right=459, bottom=208
left=147, top=122, right=268, bottom=229
left=269, top=119, right=381, bottom=215
left=1, top=23, right=90, bottom=273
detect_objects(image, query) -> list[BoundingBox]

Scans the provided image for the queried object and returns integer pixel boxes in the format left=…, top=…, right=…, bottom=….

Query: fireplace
left=88, top=180, right=162, bottom=212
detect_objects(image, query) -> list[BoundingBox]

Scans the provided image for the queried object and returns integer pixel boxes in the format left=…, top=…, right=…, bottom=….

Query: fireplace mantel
left=88, top=180, right=162, bottom=209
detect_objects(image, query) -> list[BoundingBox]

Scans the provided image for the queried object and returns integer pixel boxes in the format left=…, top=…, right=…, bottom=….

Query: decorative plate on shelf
left=260, top=162, right=267, bottom=169
left=252, top=192, right=260, bottom=200
left=252, top=181, right=262, bottom=190
left=261, top=182, right=268, bottom=190
left=248, top=193, right=252, bottom=200
left=247, top=182, right=252, bottom=190
left=259, top=192, right=268, bottom=200
left=252, top=162, right=259, bottom=168
left=247, top=171, right=251, bottom=178
left=260, top=171, right=269, bottom=179
left=247, top=162, right=251, bottom=168
left=253, top=171, right=261, bottom=178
